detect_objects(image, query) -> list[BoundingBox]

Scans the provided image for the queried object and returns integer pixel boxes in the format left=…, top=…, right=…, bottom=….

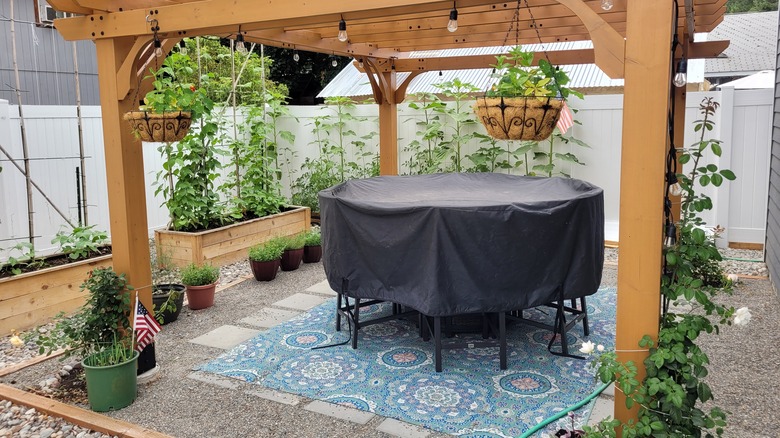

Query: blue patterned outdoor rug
left=198, top=287, right=616, bottom=437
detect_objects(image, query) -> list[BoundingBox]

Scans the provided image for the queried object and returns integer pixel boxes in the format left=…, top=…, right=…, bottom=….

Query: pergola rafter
left=46, top=0, right=728, bottom=428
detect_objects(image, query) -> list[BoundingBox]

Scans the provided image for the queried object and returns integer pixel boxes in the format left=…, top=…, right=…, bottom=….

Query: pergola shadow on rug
left=199, top=287, right=616, bottom=437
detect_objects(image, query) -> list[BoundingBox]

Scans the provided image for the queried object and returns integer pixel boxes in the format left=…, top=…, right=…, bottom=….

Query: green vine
left=582, top=97, right=743, bottom=438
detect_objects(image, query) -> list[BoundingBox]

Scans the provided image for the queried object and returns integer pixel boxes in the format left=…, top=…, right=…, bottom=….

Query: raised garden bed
left=154, top=206, right=311, bottom=268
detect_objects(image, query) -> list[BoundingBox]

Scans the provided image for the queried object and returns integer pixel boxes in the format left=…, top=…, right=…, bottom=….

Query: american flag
left=133, top=294, right=161, bottom=352
left=556, top=101, right=574, bottom=134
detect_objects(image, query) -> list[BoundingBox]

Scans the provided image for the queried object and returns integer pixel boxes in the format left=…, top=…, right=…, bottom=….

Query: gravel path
left=0, top=247, right=774, bottom=437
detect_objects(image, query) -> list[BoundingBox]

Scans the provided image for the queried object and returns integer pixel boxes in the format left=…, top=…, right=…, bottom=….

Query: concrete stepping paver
left=376, top=418, right=430, bottom=438
left=272, top=293, right=330, bottom=311
left=305, top=280, right=338, bottom=296
left=245, top=388, right=302, bottom=406
left=189, top=325, right=261, bottom=349
left=239, top=307, right=302, bottom=328
left=587, top=395, right=614, bottom=426
left=303, top=400, right=375, bottom=425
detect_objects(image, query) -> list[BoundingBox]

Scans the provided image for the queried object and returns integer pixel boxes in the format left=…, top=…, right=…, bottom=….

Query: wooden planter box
left=0, top=254, right=113, bottom=335
left=155, top=206, right=311, bottom=268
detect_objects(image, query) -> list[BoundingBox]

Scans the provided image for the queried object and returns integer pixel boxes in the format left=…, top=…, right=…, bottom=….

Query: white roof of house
left=319, top=41, right=705, bottom=99
left=717, top=70, right=775, bottom=89
left=704, top=11, right=778, bottom=77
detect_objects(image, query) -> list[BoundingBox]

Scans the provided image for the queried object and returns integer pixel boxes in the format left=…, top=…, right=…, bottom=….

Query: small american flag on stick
left=133, top=292, right=161, bottom=352
left=556, top=101, right=574, bottom=134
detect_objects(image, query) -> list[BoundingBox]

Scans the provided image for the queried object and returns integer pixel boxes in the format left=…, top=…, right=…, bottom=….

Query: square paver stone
left=377, top=418, right=430, bottom=438
left=587, top=396, right=614, bottom=426
left=272, top=293, right=330, bottom=311
left=239, top=307, right=302, bottom=328
left=189, top=325, right=261, bottom=349
left=305, top=280, right=338, bottom=296
left=304, top=400, right=375, bottom=425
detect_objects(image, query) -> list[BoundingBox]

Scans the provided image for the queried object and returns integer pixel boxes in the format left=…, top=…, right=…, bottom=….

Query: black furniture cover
left=319, top=173, right=604, bottom=317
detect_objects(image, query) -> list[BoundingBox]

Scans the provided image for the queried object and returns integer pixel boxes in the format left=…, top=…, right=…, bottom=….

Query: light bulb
left=153, top=39, right=163, bottom=58
left=236, top=41, right=247, bottom=54
left=338, top=19, right=348, bottom=42
left=673, top=72, right=687, bottom=87
left=669, top=182, right=683, bottom=197
left=358, top=58, right=364, bottom=69
left=600, top=0, right=613, bottom=11
left=293, top=51, right=300, bottom=62
left=179, top=40, right=188, bottom=56
left=447, top=8, right=458, bottom=32
left=331, top=58, right=338, bottom=67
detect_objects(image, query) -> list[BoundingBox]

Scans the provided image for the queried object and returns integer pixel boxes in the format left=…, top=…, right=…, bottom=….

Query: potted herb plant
left=181, top=263, right=219, bottom=310
left=248, top=238, right=285, bottom=281
left=123, top=53, right=210, bottom=142
left=28, top=267, right=139, bottom=412
left=474, top=46, right=582, bottom=141
left=280, top=234, right=306, bottom=272
left=303, top=226, right=322, bottom=263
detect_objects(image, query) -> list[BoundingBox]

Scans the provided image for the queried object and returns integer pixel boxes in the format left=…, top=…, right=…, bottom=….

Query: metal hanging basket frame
left=123, top=110, right=192, bottom=143
left=474, top=96, right=563, bottom=141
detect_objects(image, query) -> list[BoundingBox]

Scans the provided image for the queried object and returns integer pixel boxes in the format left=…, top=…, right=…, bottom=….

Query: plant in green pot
left=248, top=238, right=285, bottom=281
left=280, top=234, right=306, bottom=272
left=181, top=263, right=219, bottom=310
left=28, top=267, right=139, bottom=412
left=474, top=46, right=582, bottom=141
left=303, top=226, right=322, bottom=263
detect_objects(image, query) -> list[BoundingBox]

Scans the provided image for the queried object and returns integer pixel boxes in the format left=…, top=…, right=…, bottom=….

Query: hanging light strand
left=338, top=16, right=348, bottom=42
left=447, top=1, right=458, bottom=32
left=235, top=27, right=247, bottom=54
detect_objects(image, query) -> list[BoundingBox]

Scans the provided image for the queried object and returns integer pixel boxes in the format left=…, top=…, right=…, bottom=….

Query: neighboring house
left=0, top=0, right=99, bottom=105
left=767, top=12, right=780, bottom=296
left=705, top=10, right=778, bottom=87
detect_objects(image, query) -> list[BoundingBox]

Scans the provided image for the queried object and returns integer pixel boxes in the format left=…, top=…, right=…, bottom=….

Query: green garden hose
left=519, top=381, right=612, bottom=438
left=721, top=256, right=763, bottom=263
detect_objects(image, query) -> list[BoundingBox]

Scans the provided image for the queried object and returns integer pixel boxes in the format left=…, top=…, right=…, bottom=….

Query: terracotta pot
left=280, top=248, right=304, bottom=271
left=303, top=245, right=322, bottom=263
left=185, top=283, right=216, bottom=310
left=250, top=259, right=280, bottom=281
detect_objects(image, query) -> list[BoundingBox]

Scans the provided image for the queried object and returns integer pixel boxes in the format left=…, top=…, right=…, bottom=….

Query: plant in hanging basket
left=124, top=53, right=212, bottom=143
left=474, top=47, right=582, bottom=141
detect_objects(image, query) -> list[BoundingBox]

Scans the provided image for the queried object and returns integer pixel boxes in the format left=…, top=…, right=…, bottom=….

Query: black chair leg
left=499, top=312, right=507, bottom=370
left=581, top=296, right=589, bottom=336
left=335, top=293, right=342, bottom=332
left=434, top=316, right=442, bottom=372
left=351, top=297, right=361, bottom=349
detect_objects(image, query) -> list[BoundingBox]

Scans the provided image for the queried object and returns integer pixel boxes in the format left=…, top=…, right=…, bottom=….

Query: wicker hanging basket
left=474, top=96, right=563, bottom=141
left=123, top=111, right=192, bottom=142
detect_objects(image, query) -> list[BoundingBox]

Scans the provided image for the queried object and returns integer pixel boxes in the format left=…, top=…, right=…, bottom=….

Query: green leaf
left=720, top=169, right=736, bottom=180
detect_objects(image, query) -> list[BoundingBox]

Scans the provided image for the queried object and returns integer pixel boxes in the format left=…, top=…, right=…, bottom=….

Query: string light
left=331, top=56, right=338, bottom=67
left=153, top=37, right=163, bottom=57
left=600, top=0, right=614, bottom=11
left=447, top=2, right=458, bottom=32
left=178, top=40, right=188, bottom=56
left=338, top=17, right=348, bottom=42
left=358, top=58, right=364, bottom=69
left=293, top=50, right=300, bottom=62
left=235, top=31, right=247, bottom=55
left=673, top=58, right=688, bottom=88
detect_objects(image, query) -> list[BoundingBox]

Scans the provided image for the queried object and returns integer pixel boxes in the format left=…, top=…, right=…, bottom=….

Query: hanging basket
left=474, top=96, right=564, bottom=141
left=123, top=111, right=192, bottom=142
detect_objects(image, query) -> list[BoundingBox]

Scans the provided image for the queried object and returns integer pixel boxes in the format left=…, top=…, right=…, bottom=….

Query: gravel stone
left=0, top=246, right=773, bottom=437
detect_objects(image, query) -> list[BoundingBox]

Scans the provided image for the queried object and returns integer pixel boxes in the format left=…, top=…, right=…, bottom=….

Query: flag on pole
left=556, top=101, right=574, bottom=134
left=133, top=293, right=161, bottom=352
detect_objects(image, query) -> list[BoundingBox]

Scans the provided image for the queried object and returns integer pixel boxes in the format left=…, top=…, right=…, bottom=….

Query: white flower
left=727, top=273, right=739, bottom=283
left=596, top=344, right=605, bottom=352
left=579, top=341, right=595, bottom=354
left=733, top=307, right=751, bottom=326
left=10, top=335, right=24, bottom=348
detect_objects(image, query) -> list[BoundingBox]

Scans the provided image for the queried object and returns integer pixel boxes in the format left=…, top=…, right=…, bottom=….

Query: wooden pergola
left=48, top=0, right=728, bottom=427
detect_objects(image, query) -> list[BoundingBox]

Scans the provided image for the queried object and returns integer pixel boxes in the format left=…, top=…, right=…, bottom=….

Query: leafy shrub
left=51, top=225, right=108, bottom=260
left=304, top=227, right=321, bottom=246
left=180, top=263, right=219, bottom=286
left=249, top=240, right=285, bottom=262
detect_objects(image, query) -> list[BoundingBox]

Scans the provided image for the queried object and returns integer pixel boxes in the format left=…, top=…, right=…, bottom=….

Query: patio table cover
left=319, top=173, right=604, bottom=317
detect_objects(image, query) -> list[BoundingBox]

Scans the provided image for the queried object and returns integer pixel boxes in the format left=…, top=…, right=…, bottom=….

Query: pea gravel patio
left=0, top=249, right=778, bottom=437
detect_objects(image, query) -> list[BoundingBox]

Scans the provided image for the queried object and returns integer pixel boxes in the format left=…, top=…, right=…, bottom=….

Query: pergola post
left=378, top=70, right=399, bottom=176
left=614, top=0, right=675, bottom=426
left=94, top=38, right=154, bottom=329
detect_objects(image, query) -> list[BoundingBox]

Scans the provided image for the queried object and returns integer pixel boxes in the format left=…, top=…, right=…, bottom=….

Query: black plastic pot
left=152, top=283, right=185, bottom=325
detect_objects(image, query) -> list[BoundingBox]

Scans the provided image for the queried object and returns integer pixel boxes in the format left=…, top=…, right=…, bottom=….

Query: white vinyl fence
left=0, top=88, right=772, bottom=261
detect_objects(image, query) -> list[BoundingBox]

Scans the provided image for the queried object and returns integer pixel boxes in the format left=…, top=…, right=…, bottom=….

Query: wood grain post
left=615, top=0, right=675, bottom=428
left=378, top=70, right=398, bottom=176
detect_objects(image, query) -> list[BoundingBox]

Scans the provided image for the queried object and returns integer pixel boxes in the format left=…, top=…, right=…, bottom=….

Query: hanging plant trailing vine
left=582, top=97, right=742, bottom=438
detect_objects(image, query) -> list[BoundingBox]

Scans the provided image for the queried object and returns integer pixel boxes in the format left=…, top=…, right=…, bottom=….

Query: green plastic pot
left=81, top=350, right=139, bottom=412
